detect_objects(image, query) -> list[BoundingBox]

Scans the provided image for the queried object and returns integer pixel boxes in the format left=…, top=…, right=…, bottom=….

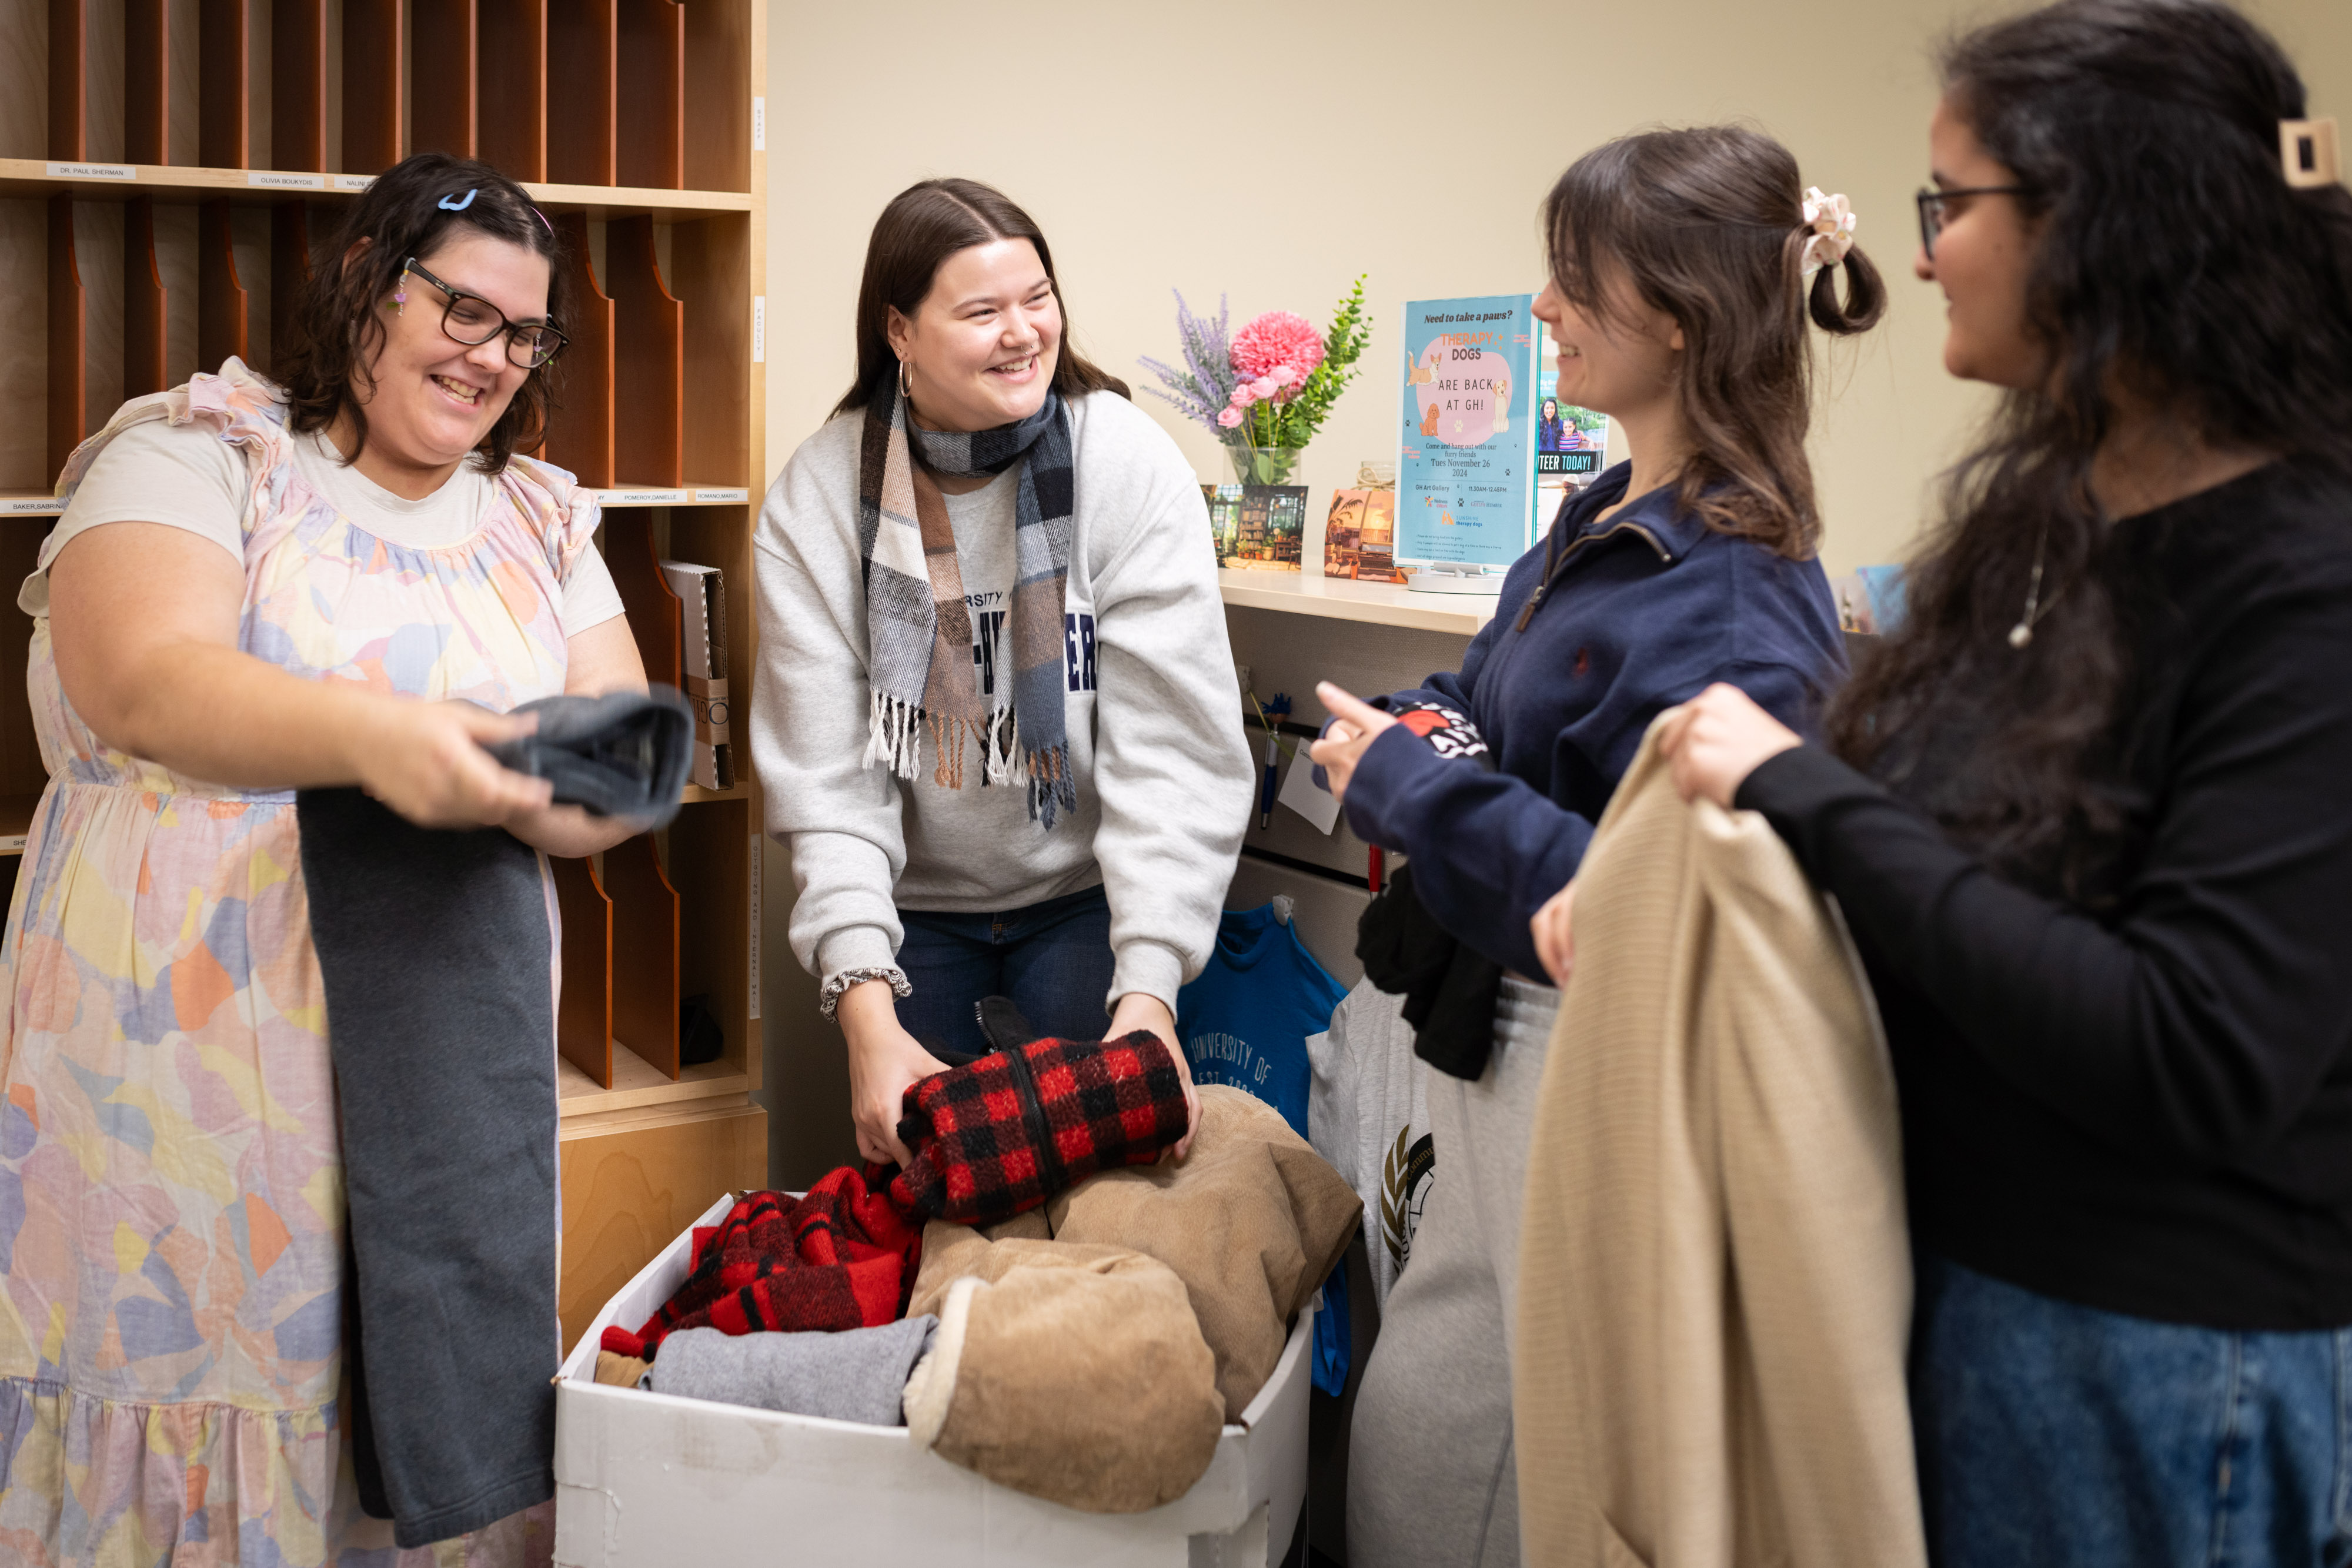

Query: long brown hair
left=1825, top=0, right=2352, bottom=894
left=831, top=178, right=1128, bottom=419
left=271, top=152, right=567, bottom=473
left=1542, top=125, right=1885, bottom=559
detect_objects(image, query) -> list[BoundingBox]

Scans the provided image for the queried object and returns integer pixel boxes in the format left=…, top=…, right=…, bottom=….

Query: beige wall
left=766, top=0, right=2347, bottom=576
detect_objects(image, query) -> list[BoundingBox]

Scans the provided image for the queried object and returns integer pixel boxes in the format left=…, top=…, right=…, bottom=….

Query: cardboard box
left=554, top=1192, right=1313, bottom=1566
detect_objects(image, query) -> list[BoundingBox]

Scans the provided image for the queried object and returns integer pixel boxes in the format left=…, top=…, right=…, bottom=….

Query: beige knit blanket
left=1514, top=718, right=1927, bottom=1568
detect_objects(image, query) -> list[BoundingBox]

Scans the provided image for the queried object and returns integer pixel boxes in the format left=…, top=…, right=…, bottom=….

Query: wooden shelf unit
left=0, top=0, right=768, bottom=1354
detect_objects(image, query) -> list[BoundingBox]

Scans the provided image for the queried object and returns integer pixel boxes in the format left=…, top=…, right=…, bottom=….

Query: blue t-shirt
left=1177, top=903, right=1354, bottom=1393
left=1177, top=905, right=1349, bottom=1140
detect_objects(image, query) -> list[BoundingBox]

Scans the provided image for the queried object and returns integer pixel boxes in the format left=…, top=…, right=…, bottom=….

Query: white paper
left=1277, top=750, right=1342, bottom=834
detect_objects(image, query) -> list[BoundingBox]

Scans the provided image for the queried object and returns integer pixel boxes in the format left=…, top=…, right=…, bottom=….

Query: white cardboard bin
left=553, top=1192, right=1312, bottom=1567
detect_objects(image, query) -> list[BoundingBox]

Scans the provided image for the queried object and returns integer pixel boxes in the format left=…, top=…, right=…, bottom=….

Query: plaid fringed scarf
left=857, top=384, right=1078, bottom=827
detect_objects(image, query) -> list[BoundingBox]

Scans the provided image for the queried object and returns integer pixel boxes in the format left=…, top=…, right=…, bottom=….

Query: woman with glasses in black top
left=1660, top=3, right=2352, bottom=1563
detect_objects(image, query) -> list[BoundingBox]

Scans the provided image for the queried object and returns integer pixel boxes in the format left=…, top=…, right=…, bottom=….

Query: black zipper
left=993, top=1034, right=1067, bottom=1195
left=1513, top=517, right=1675, bottom=632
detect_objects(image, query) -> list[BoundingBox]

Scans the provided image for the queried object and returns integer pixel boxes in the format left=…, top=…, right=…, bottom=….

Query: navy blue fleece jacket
left=1343, top=462, right=1847, bottom=977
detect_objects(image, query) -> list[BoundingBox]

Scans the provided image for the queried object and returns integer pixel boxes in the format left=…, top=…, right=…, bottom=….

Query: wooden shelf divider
left=552, top=853, right=614, bottom=1088
left=544, top=0, right=614, bottom=188
left=603, top=510, right=684, bottom=691
left=49, top=0, right=87, bottom=162
left=477, top=0, right=548, bottom=182
left=123, top=198, right=168, bottom=399
left=609, top=215, right=680, bottom=486
left=46, top=196, right=85, bottom=488
left=681, top=0, right=750, bottom=194
left=270, top=201, right=310, bottom=352
left=614, top=0, right=682, bottom=192
left=540, top=212, right=613, bottom=486
left=272, top=0, right=329, bottom=173
left=125, top=0, right=173, bottom=168
left=198, top=199, right=248, bottom=373
left=199, top=0, right=250, bottom=169
left=411, top=0, right=478, bottom=159
left=343, top=0, right=405, bottom=175
left=607, top=835, right=680, bottom=1080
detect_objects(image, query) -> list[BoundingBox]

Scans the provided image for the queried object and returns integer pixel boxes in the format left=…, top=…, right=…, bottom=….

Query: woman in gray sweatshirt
left=752, top=178, right=1252, bottom=1168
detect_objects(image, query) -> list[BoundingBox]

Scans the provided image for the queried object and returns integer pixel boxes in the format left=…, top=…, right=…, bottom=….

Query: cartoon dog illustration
left=1419, top=400, right=1442, bottom=438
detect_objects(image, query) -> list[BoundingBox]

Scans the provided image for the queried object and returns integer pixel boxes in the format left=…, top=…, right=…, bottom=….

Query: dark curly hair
left=1825, top=0, right=2352, bottom=894
left=270, top=152, right=569, bottom=473
left=1542, top=124, right=1886, bottom=561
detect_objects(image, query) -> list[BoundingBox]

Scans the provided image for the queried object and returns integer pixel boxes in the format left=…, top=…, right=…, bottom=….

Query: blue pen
left=1258, top=693, right=1291, bottom=828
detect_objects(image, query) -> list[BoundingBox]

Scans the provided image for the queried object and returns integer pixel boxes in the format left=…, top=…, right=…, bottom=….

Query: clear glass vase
left=1226, top=444, right=1309, bottom=487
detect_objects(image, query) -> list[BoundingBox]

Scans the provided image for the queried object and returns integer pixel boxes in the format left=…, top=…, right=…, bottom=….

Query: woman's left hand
left=1309, top=683, right=1399, bottom=805
left=1110, top=991, right=1199, bottom=1162
left=1657, top=683, right=1803, bottom=807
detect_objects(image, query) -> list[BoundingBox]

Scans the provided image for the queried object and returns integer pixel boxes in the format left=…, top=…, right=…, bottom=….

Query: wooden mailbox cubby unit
left=0, top=0, right=769, bottom=1352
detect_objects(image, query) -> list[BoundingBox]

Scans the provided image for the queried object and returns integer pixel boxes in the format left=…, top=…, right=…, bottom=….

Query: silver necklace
left=2009, top=523, right=2049, bottom=648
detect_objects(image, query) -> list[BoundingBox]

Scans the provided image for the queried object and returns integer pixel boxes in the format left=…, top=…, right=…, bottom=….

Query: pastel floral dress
left=0, top=360, right=596, bottom=1566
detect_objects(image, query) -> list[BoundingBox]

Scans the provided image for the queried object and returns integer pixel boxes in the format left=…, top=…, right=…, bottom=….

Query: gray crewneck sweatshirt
left=752, top=390, right=1252, bottom=1014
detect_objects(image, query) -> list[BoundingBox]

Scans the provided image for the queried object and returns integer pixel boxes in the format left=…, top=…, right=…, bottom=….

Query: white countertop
left=1217, top=568, right=1495, bottom=636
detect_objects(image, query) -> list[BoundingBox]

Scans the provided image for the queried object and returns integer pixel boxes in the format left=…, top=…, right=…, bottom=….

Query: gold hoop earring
left=898, top=357, right=914, bottom=400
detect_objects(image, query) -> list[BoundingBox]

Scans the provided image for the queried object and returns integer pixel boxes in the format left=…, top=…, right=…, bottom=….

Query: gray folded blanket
left=295, top=788, right=557, bottom=1548
left=486, top=687, right=694, bottom=826
left=645, top=1318, right=939, bottom=1426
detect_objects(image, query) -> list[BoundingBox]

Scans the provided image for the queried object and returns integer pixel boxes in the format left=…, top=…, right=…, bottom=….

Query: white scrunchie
left=1800, top=186, right=1857, bottom=282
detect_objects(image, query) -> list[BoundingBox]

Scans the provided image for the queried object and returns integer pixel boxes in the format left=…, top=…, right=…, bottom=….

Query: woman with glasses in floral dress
left=0, top=153, right=642, bottom=1565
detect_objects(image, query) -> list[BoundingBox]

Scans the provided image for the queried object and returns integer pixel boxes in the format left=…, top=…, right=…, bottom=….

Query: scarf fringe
left=865, top=691, right=924, bottom=781
left=1025, top=743, right=1075, bottom=830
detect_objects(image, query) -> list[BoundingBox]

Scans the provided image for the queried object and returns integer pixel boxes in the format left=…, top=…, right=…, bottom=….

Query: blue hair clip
left=437, top=189, right=479, bottom=212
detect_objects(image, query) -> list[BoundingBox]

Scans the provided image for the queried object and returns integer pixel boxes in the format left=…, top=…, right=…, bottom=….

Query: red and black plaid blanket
left=600, top=1168, right=922, bottom=1360
left=887, top=1032, right=1190, bottom=1226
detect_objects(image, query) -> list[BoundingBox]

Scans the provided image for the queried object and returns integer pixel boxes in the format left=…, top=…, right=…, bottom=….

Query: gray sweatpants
left=1347, top=977, right=1558, bottom=1568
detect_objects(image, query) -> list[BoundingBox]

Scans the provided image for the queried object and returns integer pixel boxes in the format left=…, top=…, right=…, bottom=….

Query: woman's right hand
left=838, top=980, right=951, bottom=1168
left=1531, top=878, right=1577, bottom=989
left=350, top=700, right=556, bottom=828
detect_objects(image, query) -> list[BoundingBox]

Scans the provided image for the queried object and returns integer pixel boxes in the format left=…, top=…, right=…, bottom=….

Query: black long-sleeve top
left=1738, top=458, right=2352, bottom=1330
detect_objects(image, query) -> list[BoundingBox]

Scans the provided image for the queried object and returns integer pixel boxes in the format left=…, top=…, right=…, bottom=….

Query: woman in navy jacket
left=1313, top=126, right=1882, bottom=1568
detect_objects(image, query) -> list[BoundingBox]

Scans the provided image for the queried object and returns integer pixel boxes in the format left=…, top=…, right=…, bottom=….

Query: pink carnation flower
left=1217, top=406, right=1245, bottom=429
left=1231, top=311, right=1326, bottom=388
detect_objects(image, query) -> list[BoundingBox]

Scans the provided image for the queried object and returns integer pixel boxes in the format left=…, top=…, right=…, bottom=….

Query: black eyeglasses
left=1915, top=185, right=2034, bottom=260
left=402, top=256, right=569, bottom=369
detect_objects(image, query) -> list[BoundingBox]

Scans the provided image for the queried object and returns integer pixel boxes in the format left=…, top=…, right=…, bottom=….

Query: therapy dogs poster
left=1397, top=295, right=1539, bottom=566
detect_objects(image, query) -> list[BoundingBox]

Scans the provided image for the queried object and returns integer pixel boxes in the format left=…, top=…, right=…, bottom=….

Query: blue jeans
left=1913, top=1251, right=2352, bottom=1568
left=893, top=883, right=1116, bottom=1059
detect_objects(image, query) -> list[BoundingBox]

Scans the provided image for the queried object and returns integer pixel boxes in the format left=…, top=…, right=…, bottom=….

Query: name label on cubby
left=0, top=835, right=24, bottom=855
left=48, top=162, right=135, bottom=181
left=335, top=175, right=376, bottom=192
left=250, top=170, right=328, bottom=190
left=693, top=488, right=750, bottom=503
left=3, top=499, right=62, bottom=516
left=600, top=489, right=690, bottom=507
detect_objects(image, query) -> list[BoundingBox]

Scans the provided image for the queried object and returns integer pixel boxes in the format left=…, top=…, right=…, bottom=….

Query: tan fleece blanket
left=901, top=1235, right=1224, bottom=1512
left=903, top=1085, right=1361, bottom=1510
left=1044, top=1086, right=1361, bottom=1419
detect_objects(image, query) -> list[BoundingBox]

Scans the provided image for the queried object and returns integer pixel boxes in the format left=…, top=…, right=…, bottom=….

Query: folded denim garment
left=487, top=687, right=693, bottom=825
left=643, top=1318, right=938, bottom=1426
